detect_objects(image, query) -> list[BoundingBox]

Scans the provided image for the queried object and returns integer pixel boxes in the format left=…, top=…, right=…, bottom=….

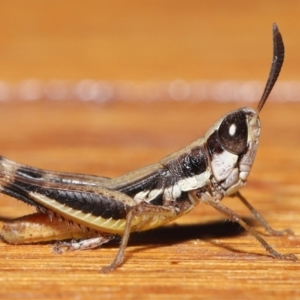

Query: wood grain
left=0, top=101, right=300, bottom=300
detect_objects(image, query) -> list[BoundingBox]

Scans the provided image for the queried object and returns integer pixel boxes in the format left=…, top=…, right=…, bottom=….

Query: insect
left=0, top=24, right=297, bottom=273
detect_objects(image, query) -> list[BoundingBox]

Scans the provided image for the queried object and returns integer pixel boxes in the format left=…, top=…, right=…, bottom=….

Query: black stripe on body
left=42, top=189, right=128, bottom=220
left=15, top=166, right=110, bottom=186
left=10, top=157, right=169, bottom=205
left=10, top=162, right=165, bottom=216
left=118, top=168, right=166, bottom=197
left=16, top=167, right=44, bottom=179
left=162, top=145, right=209, bottom=179
left=181, top=146, right=209, bottom=177
left=3, top=179, right=128, bottom=220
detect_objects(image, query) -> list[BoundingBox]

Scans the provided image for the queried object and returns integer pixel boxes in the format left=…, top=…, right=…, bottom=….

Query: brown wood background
left=0, top=1, right=300, bottom=299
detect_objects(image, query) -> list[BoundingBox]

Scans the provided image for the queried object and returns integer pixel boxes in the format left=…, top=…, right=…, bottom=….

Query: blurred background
left=0, top=0, right=299, bottom=103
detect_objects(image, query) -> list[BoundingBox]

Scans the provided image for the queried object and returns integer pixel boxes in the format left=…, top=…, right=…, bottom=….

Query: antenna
left=256, top=23, right=284, bottom=113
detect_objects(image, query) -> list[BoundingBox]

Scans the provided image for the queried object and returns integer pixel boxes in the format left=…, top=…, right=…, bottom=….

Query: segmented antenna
left=257, top=23, right=285, bottom=113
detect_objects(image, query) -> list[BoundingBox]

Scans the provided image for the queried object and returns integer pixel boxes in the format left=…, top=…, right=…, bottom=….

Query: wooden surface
left=0, top=101, right=300, bottom=300
left=0, top=1, right=300, bottom=299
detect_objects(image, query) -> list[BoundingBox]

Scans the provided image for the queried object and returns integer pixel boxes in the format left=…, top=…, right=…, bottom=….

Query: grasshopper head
left=206, top=23, right=284, bottom=196
left=205, top=107, right=260, bottom=196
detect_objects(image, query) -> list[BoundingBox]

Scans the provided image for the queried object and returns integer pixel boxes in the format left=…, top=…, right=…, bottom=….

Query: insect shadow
left=109, top=218, right=254, bottom=252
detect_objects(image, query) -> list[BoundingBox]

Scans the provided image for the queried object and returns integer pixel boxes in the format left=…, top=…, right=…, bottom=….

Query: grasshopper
left=0, top=24, right=297, bottom=272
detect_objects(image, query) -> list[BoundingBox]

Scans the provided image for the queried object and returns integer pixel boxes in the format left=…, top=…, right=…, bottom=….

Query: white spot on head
left=211, top=151, right=238, bottom=182
left=229, top=123, right=237, bottom=136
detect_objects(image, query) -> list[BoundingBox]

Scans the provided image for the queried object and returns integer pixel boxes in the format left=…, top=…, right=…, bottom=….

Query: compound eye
left=218, top=111, right=248, bottom=154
